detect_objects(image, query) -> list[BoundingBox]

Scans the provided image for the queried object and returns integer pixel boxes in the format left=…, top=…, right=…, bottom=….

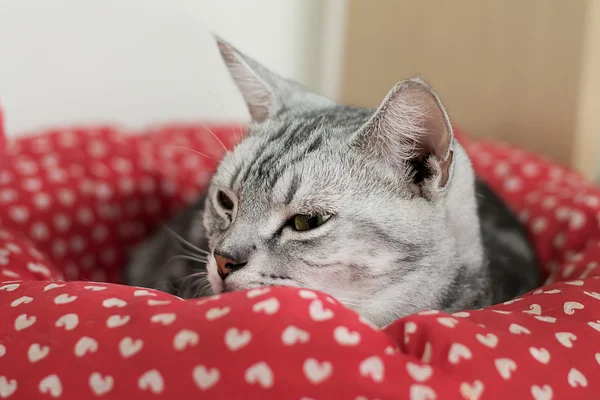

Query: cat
left=124, top=37, right=540, bottom=327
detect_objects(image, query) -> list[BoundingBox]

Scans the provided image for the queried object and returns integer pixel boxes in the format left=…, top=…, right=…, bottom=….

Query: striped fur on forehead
left=224, top=105, right=373, bottom=191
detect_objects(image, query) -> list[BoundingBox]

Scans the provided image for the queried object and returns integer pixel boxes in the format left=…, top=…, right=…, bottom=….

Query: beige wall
left=340, top=0, right=596, bottom=176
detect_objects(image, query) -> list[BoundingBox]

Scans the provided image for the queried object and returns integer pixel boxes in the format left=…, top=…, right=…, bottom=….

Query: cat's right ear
left=215, top=36, right=276, bottom=123
left=215, top=36, right=332, bottom=123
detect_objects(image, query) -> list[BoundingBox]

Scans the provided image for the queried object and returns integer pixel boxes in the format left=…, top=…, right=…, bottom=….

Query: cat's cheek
left=207, top=258, right=223, bottom=294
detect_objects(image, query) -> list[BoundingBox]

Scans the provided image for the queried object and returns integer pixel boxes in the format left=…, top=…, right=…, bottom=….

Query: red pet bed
left=0, top=109, right=599, bottom=399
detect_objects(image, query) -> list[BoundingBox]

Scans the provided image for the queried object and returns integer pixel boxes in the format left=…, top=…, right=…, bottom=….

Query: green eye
left=291, top=214, right=331, bottom=231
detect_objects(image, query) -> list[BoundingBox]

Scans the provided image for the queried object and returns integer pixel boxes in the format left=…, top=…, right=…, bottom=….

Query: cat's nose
left=214, top=254, right=247, bottom=280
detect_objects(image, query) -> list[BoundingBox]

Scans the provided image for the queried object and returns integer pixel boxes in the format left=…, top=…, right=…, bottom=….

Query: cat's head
left=199, top=38, right=483, bottom=326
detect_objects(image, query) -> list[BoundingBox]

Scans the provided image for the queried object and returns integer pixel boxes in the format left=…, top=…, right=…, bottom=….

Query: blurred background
left=0, top=0, right=598, bottom=178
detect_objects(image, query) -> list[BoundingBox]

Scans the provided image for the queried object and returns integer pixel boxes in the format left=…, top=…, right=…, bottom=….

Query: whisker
left=166, top=255, right=208, bottom=265
left=172, top=270, right=208, bottom=284
left=200, top=123, right=228, bottom=153
left=162, top=224, right=210, bottom=256
left=204, top=90, right=245, bottom=142
left=166, top=145, right=218, bottom=164
left=165, top=144, right=237, bottom=177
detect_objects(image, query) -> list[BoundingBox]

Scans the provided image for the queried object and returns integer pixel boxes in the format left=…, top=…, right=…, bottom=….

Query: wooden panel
left=341, top=0, right=588, bottom=166
left=572, top=0, right=600, bottom=179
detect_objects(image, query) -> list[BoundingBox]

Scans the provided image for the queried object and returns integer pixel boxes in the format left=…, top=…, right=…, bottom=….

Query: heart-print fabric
left=0, top=112, right=599, bottom=399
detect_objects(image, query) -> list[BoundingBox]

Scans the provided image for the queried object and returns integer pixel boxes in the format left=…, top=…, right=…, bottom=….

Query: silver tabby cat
left=124, top=37, right=540, bottom=327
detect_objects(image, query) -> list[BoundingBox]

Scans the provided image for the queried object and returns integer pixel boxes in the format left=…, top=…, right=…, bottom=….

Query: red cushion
left=0, top=120, right=599, bottom=399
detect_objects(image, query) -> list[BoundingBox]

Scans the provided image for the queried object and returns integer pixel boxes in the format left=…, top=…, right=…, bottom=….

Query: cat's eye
left=290, top=214, right=331, bottom=231
left=217, top=190, right=234, bottom=211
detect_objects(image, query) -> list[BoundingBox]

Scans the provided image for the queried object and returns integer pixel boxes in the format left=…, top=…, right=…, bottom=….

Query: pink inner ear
left=399, top=82, right=452, bottom=162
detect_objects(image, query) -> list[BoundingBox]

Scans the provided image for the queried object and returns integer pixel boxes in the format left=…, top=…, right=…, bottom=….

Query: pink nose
left=215, top=255, right=235, bottom=280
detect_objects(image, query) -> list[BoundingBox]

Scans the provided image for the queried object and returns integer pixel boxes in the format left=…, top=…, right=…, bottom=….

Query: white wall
left=0, top=0, right=328, bottom=136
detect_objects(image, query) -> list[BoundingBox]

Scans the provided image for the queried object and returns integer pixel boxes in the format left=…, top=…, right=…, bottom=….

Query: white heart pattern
left=15, top=314, right=36, bottom=331
left=119, top=337, right=143, bottom=358
left=106, top=315, right=130, bottom=328
left=436, top=317, right=458, bottom=328
left=421, top=342, right=433, bottom=364
left=43, top=283, right=64, bottom=292
left=26, top=262, right=50, bottom=277
left=173, top=329, right=200, bottom=351
left=303, top=358, right=333, bottom=384
left=385, top=345, right=397, bottom=356
left=544, top=289, right=561, bottom=294
left=418, top=310, right=440, bottom=316
left=10, top=296, right=33, bottom=307
left=39, top=374, right=62, bottom=398
left=564, top=280, right=584, bottom=286
left=298, top=289, right=318, bottom=299
left=102, top=298, right=127, bottom=308
left=0, top=283, right=19, bottom=291
left=494, top=358, right=517, bottom=380
left=404, top=322, right=418, bottom=344
left=54, top=293, right=77, bottom=305
left=409, top=384, right=437, bottom=400
left=460, top=380, right=484, bottom=400
left=531, top=384, right=553, bottom=400
left=568, top=367, right=588, bottom=388
left=563, top=301, right=584, bottom=315
left=193, top=365, right=220, bottom=391
left=0, top=376, right=17, bottom=398
left=452, top=311, right=471, bottom=318
left=205, top=307, right=231, bottom=321
left=588, top=320, right=600, bottom=332
left=529, top=347, right=550, bottom=364
left=138, top=369, right=164, bottom=394
left=245, top=362, right=274, bottom=388
left=133, top=289, right=156, bottom=297
left=359, top=356, right=385, bottom=382
left=28, top=343, right=50, bottom=363
left=147, top=299, right=171, bottom=306
left=83, top=285, right=107, bottom=291
left=333, top=326, right=361, bottom=346
left=475, top=333, right=498, bottom=349
left=555, top=332, right=577, bottom=348
left=523, top=304, right=542, bottom=315
left=281, top=326, right=310, bottom=346
left=448, top=343, right=472, bottom=364
left=150, top=313, right=176, bottom=326
left=224, top=327, right=252, bottom=351
left=406, top=362, right=433, bottom=382
left=75, top=337, right=99, bottom=357
left=252, top=297, right=280, bottom=315
left=89, top=372, right=114, bottom=396
left=503, top=297, right=522, bottom=305
left=534, top=316, right=557, bottom=323
left=583, top=291, right=600, bottom=301
left=55, top=313, right=79, bottom=330
left=247, top=287, right=271, bottom=299
left=508, top=323, right=531, bottom=335
left=308, top=300, right=334, bottom=321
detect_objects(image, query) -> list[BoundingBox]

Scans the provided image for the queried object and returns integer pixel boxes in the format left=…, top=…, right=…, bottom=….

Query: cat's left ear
left=353, top=78, right=454, bottom=194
